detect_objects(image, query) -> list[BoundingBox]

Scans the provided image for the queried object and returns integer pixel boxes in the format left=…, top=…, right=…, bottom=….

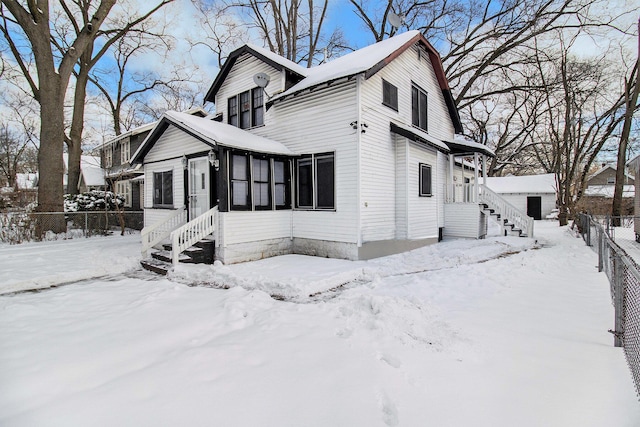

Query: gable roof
left=131, top=111, right=295, bottom=164
left=206, top=31, right=463, bottom=134
left=204, top=44, right=309, bottom=103
left=485, top=174, right=557, bottom=194
left=587, top=164, right=634, bottom=182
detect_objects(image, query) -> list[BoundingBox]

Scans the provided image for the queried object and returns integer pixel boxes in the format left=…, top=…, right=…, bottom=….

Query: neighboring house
left=100, top=108, right=209, bottom=210
left=579, top=164, right=635, bottom=215
left=133, top=31, right=529, bottom=268
left=482, top=174, right=557, bottom=220
left=63, top=155, right=106, bottom=193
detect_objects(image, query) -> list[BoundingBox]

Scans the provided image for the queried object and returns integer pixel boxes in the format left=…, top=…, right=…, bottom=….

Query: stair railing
left=141, top=207, right=187, bottom=257
left=170, top=206, right=218, bottom=266
left=480, top=184, right=534, bottom=238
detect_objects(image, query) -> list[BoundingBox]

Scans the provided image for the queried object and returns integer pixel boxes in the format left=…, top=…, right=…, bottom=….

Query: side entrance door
left=527, top=196, right=542, bottom=220
left=189, top=158, right=210, bottom=220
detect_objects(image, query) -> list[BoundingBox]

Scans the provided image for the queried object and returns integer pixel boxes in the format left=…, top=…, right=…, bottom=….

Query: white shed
left=484, top=174, right=557, bottom=220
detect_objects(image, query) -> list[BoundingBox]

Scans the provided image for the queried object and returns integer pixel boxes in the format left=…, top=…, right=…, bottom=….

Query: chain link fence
left=576, top=213, right=640, bottom=399
left=0, top=210, right=143, bottom=244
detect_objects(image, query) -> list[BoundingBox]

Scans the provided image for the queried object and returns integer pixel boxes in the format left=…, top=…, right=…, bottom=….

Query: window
left=252, top=88, right=264, bottom=126
left=228, top=97, right=238, bottom=127
left=116, top=180, right=131, bottom=207
left=253, top=157, right=271, bottom=209
left=607, top=176, right=615, bottom=184
left=231, top=154, right=250, bottom=209
left=120, top=139, right=130, bottom=164
left=382, top=79, right=398, bottom=111
left=104, top=147, right=112, bottom=168
left=274, top=160, right=290, bottom=209
left=153, top=170, right=173, bottom=207
left=228, top=88, right=264, bottom=129
left=412, top=84, right=428, bottom=131
left=419, top=163, right=432, bottom=197
left=296, top=153, right=335, bottom=210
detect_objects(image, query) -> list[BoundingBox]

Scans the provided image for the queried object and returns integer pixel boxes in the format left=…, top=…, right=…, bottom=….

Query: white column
left=449, top=153, right=455, bottom=202
left=474, top=152, right=479, bottom=202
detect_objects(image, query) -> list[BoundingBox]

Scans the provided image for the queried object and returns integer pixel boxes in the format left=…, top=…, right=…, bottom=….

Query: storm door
left=188, top=158, right=210, bottom=220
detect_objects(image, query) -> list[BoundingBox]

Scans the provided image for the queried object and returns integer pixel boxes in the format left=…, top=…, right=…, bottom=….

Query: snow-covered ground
left=0, top=222, right=638, bottom=426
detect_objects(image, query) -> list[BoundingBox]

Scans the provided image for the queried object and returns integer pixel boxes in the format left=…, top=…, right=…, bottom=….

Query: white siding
left=407, top=142, right=438, bottom=239
left=500, top=193, right=556, bottom=218
left=394, top=136, right=407, bottom=239
left=219, top=210, right=291, bottom=245
left=358, top=43, right=454, bottom=243
left=437, top=151, right=447, bottom=228
left=142, top=125, right=212, bottom=227
left=215, top=54, right=286, bottom=128
left=444, top=204, right=483, bottom=238
left=265, top=80, right=360, bottom=244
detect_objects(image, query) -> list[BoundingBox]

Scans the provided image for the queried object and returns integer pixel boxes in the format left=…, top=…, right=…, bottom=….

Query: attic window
left=382, top=79, right=398, bottom=111
left=228, top=87, right=264, bottom=129
left=607, top=177, right=615, bottom=184
left=411, top=83, right=428, bottom=132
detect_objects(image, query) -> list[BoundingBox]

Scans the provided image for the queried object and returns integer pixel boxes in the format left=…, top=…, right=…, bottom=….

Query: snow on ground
left=0, top=221, right=639, bottom=426
left=0, top=233, right=141, bottom=295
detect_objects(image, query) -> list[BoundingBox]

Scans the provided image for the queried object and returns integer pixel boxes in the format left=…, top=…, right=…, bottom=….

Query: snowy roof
left=390, top=121, right=450, bottom=152
left=245, top=43, right=310, bottom=77
left=101, top=108, right=210, bottom=148
left=81, top=165, right=106, bottom=187
left=272, top=31, right=424, bottom=100
left=131, top=111, right=295, bottom=163
left=584, top=185, right=634, bottom=198
left=485, top=174, right=557, bottom=194
left=587, top=164, right=634, bottom=181
left=15, top=173, right=38, bottom=189
left=447, top=138, right=495, bottom=157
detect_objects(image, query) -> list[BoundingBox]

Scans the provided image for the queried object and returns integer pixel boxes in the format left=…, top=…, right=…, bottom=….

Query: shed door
left=189, top=158, right=210, bottom=220
left=527, top=196, right=542, bottom=220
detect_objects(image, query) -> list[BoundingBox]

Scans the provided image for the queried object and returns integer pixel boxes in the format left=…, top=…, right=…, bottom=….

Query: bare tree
left=88, top=28, right=195, bottom=136
left=0, top=124, right=37, bottom=187
left=194, top=0, right=347, bottom=67
left=612, top=19, right=640, bottom=224
left=0, top=0, right=116, bottom=222
left=58, top=0, right=174, bottom=195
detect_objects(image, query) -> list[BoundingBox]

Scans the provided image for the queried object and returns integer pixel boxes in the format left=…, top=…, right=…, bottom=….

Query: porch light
left=181, top=154, right=188, bottom=169
left=208, top=149, right=219, bottom=170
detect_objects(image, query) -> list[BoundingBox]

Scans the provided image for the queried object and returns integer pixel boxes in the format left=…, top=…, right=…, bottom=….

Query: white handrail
left=480, top=185, right=534, bottom=238
left=141, top=207, right=186, bottom=257
left=170, top=206, right=217, bottom=266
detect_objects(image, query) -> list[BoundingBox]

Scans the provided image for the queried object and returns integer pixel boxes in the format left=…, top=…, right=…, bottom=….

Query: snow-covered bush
left=64, top=191, right=124, bottom=212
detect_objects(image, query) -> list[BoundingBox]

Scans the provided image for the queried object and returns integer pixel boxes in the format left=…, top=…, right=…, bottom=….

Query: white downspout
left=474, top=152, right=479, bottom=202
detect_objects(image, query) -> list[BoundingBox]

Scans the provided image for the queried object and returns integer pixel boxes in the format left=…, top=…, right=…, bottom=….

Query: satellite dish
left=388, top=12, right=405, bottom=30
left=253, top=73, right=271, bottom=88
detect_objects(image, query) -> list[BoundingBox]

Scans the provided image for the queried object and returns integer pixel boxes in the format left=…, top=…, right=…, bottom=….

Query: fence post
left=598, top=228, right=603, bottom=272
left=84, top=211, right=88, bottom=237
left=586, top=216, right=592, bottom=246
left=613, top=254, right=625, bottom=347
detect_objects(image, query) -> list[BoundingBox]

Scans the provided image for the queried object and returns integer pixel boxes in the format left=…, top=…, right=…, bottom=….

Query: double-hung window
left=253, top=157, right=271, bottom=210
left=120, top=139, right=130, bottom=165
left=419, top=163, right=432, bottom=197
left=382, top=79, right=398, bottom=111
left=296, top=153, right=335, bottom=210
left=104, top=146, right=112, bottom=168
left=153, top=170, right=173, bottom=207
left=274, top=160, right=290, bottom=209
left=231, top=154, right=250, bottom=210
left=228, top=87, right=264, bottom=129
left=411, top=84, right=428, bottom=132
left=116, top=180, right=131, bottom=207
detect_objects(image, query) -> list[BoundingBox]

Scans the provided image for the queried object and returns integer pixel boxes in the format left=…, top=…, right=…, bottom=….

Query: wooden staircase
left=141, top=237, right=215, bottom=275
left=140, top=206, right=218, bottom=275
left=480, top=185, right=534, bottom=238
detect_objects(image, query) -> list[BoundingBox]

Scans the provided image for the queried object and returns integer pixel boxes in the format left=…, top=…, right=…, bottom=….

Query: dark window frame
left=227, top=87, right=265, bottom=129
left=274, top=158, right=291, bottom=210
left=419, top=163, right=432, bottom=197
left=382, top=79, right=398, bottom=111
left=295, top=152, right=335, bottom=210
left=153, top=170, right=174, bottom=208
left=230, top=153, right=251, bottom=210
left=411, top=83, right=428, bottom=132
left=252, top=156, right=271, bottom=210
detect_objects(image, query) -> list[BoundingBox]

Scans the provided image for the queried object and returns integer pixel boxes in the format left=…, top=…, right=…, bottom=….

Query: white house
left=483, top=174, right=557, bottom=220
left=132, top=31, right=530, bottom=269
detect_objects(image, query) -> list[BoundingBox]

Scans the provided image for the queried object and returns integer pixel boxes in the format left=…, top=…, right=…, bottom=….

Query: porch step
left=141, top=238, right=215, bottom=274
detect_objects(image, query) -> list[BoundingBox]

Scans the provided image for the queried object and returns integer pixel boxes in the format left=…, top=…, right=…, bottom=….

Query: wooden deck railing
left=170, top=207, right=217, bottom=266
left=141, top=207, right=186, bottom=257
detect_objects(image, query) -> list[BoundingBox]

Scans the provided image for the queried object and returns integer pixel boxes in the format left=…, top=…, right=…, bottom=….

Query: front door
left=527, top=196, right=542, bottom=220
left=189, top=158, right=210, bottom=220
